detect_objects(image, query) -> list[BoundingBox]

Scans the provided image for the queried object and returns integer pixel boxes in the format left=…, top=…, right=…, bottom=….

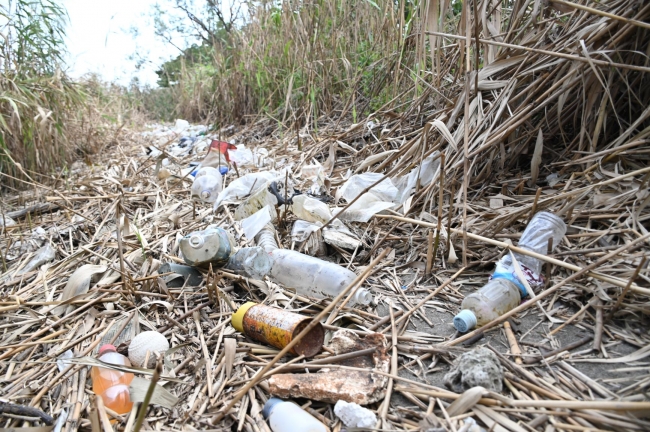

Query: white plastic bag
left=229, top=145, right=254, bottom=167
left=214, top=171, right=278, bottom=208
left=337, top=173, right=398, bottom=203
left=393, top=152, right=441, bottom=204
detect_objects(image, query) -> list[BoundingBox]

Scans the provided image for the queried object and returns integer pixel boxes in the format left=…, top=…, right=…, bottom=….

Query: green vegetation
left=0, top=0, right=84, bottom=179
left=149, top=0, right=435, bottom=127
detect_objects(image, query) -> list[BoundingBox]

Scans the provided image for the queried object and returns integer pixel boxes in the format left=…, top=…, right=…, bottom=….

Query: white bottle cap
left=353, top=288, right=373, bottom=305
left=453, top=309, right=477, bottom=333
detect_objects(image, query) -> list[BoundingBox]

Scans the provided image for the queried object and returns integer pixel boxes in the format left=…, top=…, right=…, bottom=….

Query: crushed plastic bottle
left=256, top=225, right=372, bottom=305
left=179, top=225, right=236, bottom=267
left=91, top=344, right=134, bottom=414
left=262, top=398, right=327, bottom=432
left=454, top=212, right=566, bottom=332
left=191, top=167, right=223, bottom=204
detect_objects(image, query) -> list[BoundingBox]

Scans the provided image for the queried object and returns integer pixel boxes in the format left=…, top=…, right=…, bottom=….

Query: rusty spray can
left=232, top=302, right=324, bottom=357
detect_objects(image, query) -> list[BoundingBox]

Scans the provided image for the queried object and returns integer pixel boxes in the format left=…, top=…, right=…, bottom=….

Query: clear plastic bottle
left=191, top=167, right=223, bottom=204
left=256, top=226, right=372, bottom=306
left=454, top=278, right=522, bottom=332
left=262, top=398, right=327, bottom=432
left=91, top=344, right=134, bottom=414
left=454, top=212, right=566, bottom=332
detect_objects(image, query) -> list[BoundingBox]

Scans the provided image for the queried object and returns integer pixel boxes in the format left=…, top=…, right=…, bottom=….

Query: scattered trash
left=233, top=180, right=293, bottom=221
left=454, top=212, right=566, bottom=332
left=240, top=206, right=272, bottom=240
left=215, top=171, right=278, bottom=207
left=444, top=347, right=503, bottom=393
left=199, top=140, right=237, bottom=173
left=269, top=329, right=389, bottom=405
left=228, top=144, right=254, bottom=167
left=91, top=344, right=134, bottom=414
left=232, top=302, right=324, bottom=357
left=128, top=331, right=170, bottom=368
left=334, top=400, right=377, bottom=428
left=158, top=263, right=203, bottom=287
left=291, top=220, right=326, bottom=256
left=262, top=397, right=327, bottom=432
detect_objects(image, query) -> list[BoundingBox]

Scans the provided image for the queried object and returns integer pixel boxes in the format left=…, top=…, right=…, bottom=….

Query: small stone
left=444, top=347, right=503, bottom=393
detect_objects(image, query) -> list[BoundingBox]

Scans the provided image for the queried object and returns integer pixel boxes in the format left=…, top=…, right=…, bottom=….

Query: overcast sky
left=62, top=0, right=187, bottom=87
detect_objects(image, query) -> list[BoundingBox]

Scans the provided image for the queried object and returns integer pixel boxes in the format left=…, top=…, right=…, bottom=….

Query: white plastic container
left=262, top=398, right=326, bottom=432
left=191, top=167, right=223, bottom=204
left=454, top=212, right=566, bottom=332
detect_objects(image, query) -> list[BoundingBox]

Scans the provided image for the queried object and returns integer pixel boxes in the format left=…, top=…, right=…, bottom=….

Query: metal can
left=232, top=302, right=324, bottom=357
left=180, top=225, right=236, bottom=267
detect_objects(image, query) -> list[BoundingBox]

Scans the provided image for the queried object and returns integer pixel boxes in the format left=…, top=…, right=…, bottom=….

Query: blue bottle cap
left=262, top=397, right=283, bottom=419
left=453, top=309, right=477, bottom=333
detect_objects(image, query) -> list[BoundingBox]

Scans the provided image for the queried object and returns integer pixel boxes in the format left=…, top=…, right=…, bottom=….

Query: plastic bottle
left=179, top=225, right=237, bottom=267
left=191, top=167, right=223, bottom=204
left=454, top=212, right=566, bottom=332
left=91, top=344, right=134, bottom=414
left=256, top=225, right=372, bottom=306
left=262, top=398, right=327, bottom=432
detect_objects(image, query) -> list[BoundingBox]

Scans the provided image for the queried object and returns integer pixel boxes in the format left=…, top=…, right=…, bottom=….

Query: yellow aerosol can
left=232, top=302, right=324, bottom=357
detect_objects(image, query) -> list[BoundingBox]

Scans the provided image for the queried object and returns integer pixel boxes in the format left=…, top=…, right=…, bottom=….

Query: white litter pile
left=143, top=119, right=444, bottom=256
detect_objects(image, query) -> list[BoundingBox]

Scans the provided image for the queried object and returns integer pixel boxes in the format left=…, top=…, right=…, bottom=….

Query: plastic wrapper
left=335, top=193, right=394, bottom=223
left=291, top=220, right=325, bottom=256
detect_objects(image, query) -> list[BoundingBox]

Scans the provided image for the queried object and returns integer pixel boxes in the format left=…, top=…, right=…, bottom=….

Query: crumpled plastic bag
left=335, top=193, right=394, bottom=223
left=229, top=144, right=254, bottom=167
left=214, top=171, right=279, bottom=208
left=291, top=195, right=332, bottom=224
left=393, top=151, right=441, bottom=204
left=337, top=172, right=398, bottom=203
